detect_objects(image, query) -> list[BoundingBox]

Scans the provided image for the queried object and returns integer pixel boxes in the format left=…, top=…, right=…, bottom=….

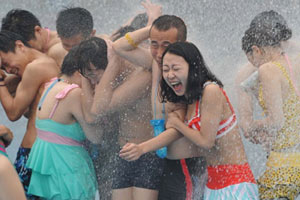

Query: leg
left=112, top=187, right=133, bottom=200
left=133, top=153, right=164, bottom=199
left=133, top=187, right=158, bottom=200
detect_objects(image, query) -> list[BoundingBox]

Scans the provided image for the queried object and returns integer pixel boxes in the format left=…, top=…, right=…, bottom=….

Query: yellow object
left=258, top=61, right=300, bottom=200
left=125, top=33, right=138, bottom=48
left=258, top=62, right=300, bottom=150
left=258, top=152, right=300, bottom=200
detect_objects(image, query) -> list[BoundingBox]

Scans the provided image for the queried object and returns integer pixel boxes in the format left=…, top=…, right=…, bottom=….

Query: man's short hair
left=151, top=15, right=187, bottom=41
left=1, top=9, right=41, bottom=42
left=0, top=30, right=30, bottom=53
left=56, top=7, right=93, bottom=39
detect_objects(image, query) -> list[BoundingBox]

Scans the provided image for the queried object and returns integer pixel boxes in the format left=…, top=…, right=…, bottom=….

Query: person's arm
left=142, top=0, right=162, bottom=26
left=234, top=64, right=256, bottom=139
left=167, top=84, right=223, bottom=149
left=112, top=26, right=153, bottom=69
left=119, top=128, right=182, bottom=161
left=0, top=155, right=26, bottom=200
left=80, top=76, right=98, bottom=124
left=120, top=103, right=186, bottom=161
left=91, top=57, right=151, bottom=118
left=68, top=88, right=103, bottom=143
left=0, top=63, right=57, bottom=121
left=112, top=0, right=161, bottom=69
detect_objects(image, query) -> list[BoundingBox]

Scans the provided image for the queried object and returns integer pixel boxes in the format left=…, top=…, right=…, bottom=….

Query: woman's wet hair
left=160, top=41, right=223, bottom=104
left=75, top=37, right=108, bottom=76
left=242, top=10, right=292, bottom=53
left=60, top=46, right=79, bottom=76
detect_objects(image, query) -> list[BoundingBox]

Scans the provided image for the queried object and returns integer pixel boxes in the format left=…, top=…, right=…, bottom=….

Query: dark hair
left=56, top=7, right=93, bottom=39
left=151, top=15, right=187, bottom=42
left=160, top=42, right=223, bottom=104
left=75, top=37, right=108, bottom=76
left=111, top=26, right=135, bottom=42
left=60, top=46, right=79, bottom=76
left=111, top=13, right=148, bottom=42
left=1, top=9, right=41, bottom=42
left=0, top=30, right=30, bottom=53
left=242, top=10, right=292, bottom=53
left=130, top=13, right=148, bottom=30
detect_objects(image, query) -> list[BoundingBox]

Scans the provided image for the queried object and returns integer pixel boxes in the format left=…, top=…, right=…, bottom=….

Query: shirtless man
left=113, top=2, right=207, bottom=199
left=77, top=32, right=162, bottom=199
left=0, top=30, right=59, bottom=198
left=1, top=9, right=67, bottom=67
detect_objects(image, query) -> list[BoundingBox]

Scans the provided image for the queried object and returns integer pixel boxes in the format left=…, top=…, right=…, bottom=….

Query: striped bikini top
left=187, top=83, right=237, bottom=139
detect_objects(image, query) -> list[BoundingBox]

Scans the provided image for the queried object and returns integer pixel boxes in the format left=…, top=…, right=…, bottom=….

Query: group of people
left=0, top=1, right=299, bottom=200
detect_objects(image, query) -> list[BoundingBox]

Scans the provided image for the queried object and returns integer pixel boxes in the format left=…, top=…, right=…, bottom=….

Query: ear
left=34, top=26, right=42, bottom=35
left=91, top=29, right=96, bottom=37
left=251, top=45, right=263, bottom=55
left=15, top=40, right=25, bottom=51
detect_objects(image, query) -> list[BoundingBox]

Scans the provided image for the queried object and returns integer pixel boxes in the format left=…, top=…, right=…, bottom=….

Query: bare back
left=20, top=54, right=59, bottom=148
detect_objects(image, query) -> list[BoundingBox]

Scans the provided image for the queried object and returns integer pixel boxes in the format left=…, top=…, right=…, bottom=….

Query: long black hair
left=160, top=41, right=223, bottom=104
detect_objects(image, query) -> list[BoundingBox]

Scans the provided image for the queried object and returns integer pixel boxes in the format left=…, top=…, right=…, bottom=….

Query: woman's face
left=162, top=53, right=189, bottom=96
left=82, top=63, right=105, bottom=86
left=246, top=46, right=266, bottom=68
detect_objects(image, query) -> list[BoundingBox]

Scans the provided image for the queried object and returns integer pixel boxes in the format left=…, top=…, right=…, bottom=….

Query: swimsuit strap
left=272, top=59, right=298, bottom=96
left=49, top=84, right=79, bottom=119
left=38, top=78, right=60, bottom=111
left=44, top=27, right=50, bottom=51
left=220, top=88, right=235, bottom=114
left=154, top=80, right=165, bottom=119
left=203, top=81, right=234, bottom=113
left=284, top=54, right=300, bottom=97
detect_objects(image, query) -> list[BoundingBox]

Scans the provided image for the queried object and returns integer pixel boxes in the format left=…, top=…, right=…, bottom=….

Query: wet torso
left=117, top=64, right=153, bottom=146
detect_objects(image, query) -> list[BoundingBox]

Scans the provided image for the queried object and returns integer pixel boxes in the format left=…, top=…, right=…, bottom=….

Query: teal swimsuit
left=26, top=78, right=97, bottom=199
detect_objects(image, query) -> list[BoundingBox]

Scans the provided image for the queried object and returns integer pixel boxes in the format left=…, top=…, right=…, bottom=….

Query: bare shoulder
left=202, top=83, right=223, bottom=103
left=259, top=61, right=281, bottom=76
left=66, top=87, right=82, bottom=99
left=26, top=56, right=59, bottom=76
left=0, top=155, right=12, bottom=174
left=48, top=43, right=67, bottom=58
left=62, top=86, right=82, bottom=107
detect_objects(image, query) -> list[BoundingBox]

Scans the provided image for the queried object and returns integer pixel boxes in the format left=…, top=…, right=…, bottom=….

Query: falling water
left=1, top=0, right=300, bottom=199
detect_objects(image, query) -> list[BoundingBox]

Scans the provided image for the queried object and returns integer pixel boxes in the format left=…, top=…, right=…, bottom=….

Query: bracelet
left=0, top=84, right=5, bottom=87
left=125, top=33, right=138, bottom=48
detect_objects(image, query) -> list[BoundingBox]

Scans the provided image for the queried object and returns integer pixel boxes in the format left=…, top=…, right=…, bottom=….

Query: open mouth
left=170, top=82, right=183, bottom=93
